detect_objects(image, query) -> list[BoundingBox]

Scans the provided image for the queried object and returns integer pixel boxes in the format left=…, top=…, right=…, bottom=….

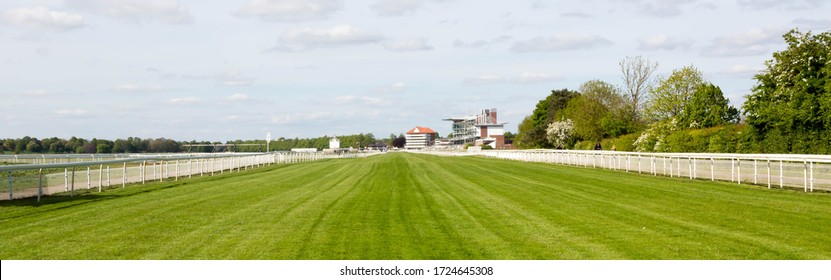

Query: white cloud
left=183, top=69, right=255, bottom=86
left=463, top=75, right=505, bottom=86
left=55, top=109, right=90, bottom=116
left=23, top=90, right=50, bottom=97
left=369, top=82, right=407, bottom=94
left=738, top=0, right=824, bottom=10
left=334, top=95, right=392, bottom=107
left=2, top=6, right=85, bottom=31
left=371, top=0, right=424, bottom=16
left=561, top=12, right=593, bottom=18
left=113, top=84, right=165, bottom=92
left=453, top=35, right=511, bottom=49
left=237, top=0, right=342, bottom=22
left=335, top=95, right=357, bottom=104
left=361, top=96, right=392, bottom=107
left=511, top=34, right=613, bottom=52
left=225, top=93, right=249, bottom=102
left=277, top=25, right=384, bottom=49
left=512, top=72, right=563, bottom=84
left=165, top=97, right=200, bottom=105
left=384, top=38, right=433, bottom=51
left=720, top=64, right=765, bottom=77
left=638, top=35, right=693, bottom=51
left=464, top=73, right=562, bottom=85
left=271, top=112, right=332, bottom=124
left=793, top=18, right=831, bottom=31
left=702, top=27, right=785, bottom=57
left=638, top=0, right=697, bottom=17
left=66, top=0, right=192, bottom=24
left=222, top=80, right=253, bottom=87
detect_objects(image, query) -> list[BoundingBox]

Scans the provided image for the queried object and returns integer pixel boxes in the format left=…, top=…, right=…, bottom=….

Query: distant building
left=405, top=126, right=438, bottom=149
left=443, top=108, right=507, bottom=149
left=366, top=141, right=388, bottom=151
left=329, top=137, right=340, bottom=149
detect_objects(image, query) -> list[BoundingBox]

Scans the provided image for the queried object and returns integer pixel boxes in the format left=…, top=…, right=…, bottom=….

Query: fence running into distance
left=0, top=151, right=379, bottom=201
left=410, top=149, right=831, bottom=192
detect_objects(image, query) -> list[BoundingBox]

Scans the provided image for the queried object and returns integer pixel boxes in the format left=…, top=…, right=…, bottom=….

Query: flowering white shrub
left=633, top=118, right=679, bottom=152
left=546, top=119, right=574, bottom=149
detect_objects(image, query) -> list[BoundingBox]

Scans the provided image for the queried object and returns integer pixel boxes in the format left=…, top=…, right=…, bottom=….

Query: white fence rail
left=413, top=149, right=831, bottom=192
left=0, top=151, right=381, bottom=201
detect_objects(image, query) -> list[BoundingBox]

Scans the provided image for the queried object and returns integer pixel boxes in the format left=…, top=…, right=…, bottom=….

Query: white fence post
left=767, top=159, right=771, bottom=189
left=693, top=158, right=697, bottom=179
left=779, top=160, right=783, bottom=188
left=670, top=157, right=674, bottom=177
left=737, top=159, right=741, bottom=185
left=38, top=169, right=43, bottom=201
left=710, top=158, right=714, bottom=181
left=810, top=161, right=814, bottom=192
left=803, top=160, right=808, bottom=192
left=754, top=159, right=758, bottom=184
left=677, top=157, right=681, bottom=178
left=7, top=172, right=11, bottom=201
left=122, top=162, right=126, bottom=188
left=688, top=157, right=693, bottom=179
left=98, top=164, right=103, bottom=192
left=638, top=155, right=642, bottom=174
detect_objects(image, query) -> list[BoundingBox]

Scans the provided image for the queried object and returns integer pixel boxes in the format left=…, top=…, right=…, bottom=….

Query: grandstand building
left=443, top=108, right=507, bottom=149
left=405, top=126, right=438, bottom=149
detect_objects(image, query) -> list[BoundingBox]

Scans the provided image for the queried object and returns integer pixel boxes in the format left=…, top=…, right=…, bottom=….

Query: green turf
left=1, top=152, right=829, bottom=259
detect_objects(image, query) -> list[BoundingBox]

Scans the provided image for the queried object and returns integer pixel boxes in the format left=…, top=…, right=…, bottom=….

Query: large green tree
left=559, top=80, right=629, bottom=141
left=647, top=65, right=704, bottom=125
left=516, top=88, right=579, bottom=148
left=683, top=83, right=739, bottom=128
left=743, top=29, right=831, bottom=153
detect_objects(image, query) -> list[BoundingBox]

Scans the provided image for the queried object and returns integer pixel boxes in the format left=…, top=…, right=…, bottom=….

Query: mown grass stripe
left=1, top=153, right=829, bottom=260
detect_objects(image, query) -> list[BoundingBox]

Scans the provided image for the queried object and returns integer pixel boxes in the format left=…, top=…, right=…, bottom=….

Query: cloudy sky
left=2, top=0, right=829, bottom=141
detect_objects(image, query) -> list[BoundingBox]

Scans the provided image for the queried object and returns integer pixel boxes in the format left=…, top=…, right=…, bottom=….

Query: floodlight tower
left=266, top=131, right=271, bottom=153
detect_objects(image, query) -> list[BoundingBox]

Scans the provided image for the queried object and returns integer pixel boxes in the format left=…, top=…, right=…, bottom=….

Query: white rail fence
left=415, top=149, right=831, bottom=192
left=0, top=151, right=379, bottom=201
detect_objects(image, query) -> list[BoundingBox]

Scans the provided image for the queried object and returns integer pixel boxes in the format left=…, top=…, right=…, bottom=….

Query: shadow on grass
left=0, top=183, right=186, bottom=221
left=0, top=162, right=302, bottom=220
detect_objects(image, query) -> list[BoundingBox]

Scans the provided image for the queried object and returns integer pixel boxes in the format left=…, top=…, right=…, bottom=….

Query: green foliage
left=25, top=140, right=41, bottom=153
left=560, top=96, right=606, bottom=141
left=391, top=134, right=406, bottom=148
left=647, top=65, right=704, bottom=124
left=610, top=133, right=638, bottom=151
left=96, top=143, right=112, bottom=153
left=517, top=89, right=579, bottom=148
left=633, top=119, right=679, bottom=152
left=683, top=83, right=740, bottom=128
left=744, top=29, right=831, bottom=154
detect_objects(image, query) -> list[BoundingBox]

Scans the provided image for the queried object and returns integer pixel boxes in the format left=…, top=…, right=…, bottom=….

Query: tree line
left=1, top=137, right=182, bottom=154
left=517, top=29, right=830, bottom=154
left=0, top=133, right=404, bottom=154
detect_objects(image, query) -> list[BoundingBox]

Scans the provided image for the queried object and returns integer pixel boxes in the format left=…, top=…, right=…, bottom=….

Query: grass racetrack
left=1, top=152, right=830, bottom=259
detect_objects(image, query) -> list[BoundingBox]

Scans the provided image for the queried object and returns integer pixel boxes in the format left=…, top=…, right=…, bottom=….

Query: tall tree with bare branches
left=619, top=56, right=658, bottom=126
